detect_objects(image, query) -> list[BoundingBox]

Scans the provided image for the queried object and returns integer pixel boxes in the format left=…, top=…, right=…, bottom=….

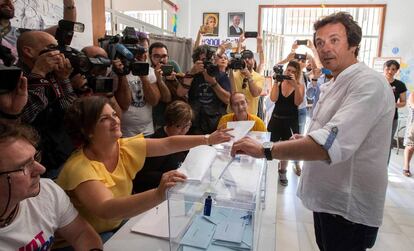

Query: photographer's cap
left=241, top=50, right=254, bottom=59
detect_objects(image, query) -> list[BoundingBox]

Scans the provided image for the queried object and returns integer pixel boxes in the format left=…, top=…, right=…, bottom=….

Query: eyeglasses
left=152, top=54, right=168, bottom=60
left=0, top=151, right=41, bottom=176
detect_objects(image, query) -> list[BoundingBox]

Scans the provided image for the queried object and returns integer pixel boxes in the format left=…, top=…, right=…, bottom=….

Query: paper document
left=178, top=145, right=217, bottom=181
left=131, top=201, right=190, bottom=239
left=227, top=121, right=255, bottom=141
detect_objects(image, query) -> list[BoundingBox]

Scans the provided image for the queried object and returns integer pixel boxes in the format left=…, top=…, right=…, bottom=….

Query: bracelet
left=64, top=5, right=76, bottom=10
left=89, top=249, right=103, bottom=251
left=0, top=110, right=22, bottom=120
left=311, top=78, right=318, bottom=81
left=204, top=134, right=210, bottom=145
left=210, top=82, right=218, bottom=88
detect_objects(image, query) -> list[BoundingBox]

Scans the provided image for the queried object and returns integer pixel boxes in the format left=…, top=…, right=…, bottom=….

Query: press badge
left=323, top=126, right=338, bottom=151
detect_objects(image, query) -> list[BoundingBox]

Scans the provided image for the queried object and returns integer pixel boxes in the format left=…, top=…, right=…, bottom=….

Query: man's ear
left=21, top=46, right=36, bottom=59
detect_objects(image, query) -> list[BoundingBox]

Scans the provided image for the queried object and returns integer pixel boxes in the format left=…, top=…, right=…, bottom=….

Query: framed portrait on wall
left=228, top=12, right=245, bottom=37
left=202, top=12, right=219, bottom=36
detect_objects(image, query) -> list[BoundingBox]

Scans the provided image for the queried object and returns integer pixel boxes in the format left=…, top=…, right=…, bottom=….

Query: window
left=259, top=5, right=386, bottom=71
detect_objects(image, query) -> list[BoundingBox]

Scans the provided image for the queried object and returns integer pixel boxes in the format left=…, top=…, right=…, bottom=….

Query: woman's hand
left=156, top=170, right=187, bottom=200
left=208, top=128, right=233, bottom=145
left=285, top=73, right=299, bottom=88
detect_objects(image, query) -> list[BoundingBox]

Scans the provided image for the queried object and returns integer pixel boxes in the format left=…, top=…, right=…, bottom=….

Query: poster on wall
left=11, top=0, right=63, bottom=29
left=228, top=12, right=244, bottom=37
left=202, top=12, right=219, bottom=36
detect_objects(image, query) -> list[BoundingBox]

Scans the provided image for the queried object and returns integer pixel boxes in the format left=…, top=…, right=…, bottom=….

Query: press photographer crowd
left=0, top=0, right=408, bottom=250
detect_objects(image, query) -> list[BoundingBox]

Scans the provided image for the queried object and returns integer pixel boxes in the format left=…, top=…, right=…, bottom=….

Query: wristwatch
left=262, top=142, right=274, bottom=161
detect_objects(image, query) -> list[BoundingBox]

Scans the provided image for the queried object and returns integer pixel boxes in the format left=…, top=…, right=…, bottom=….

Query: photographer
left=121, top=32, right=161, bottom=137
left=268, top=61, right=304, bottom=186
left=229, top=49, right=264, bottom=116
left=0, top=0, right=77, bottom=62
left=148, top=42, right=175, bottom=129
left=73, top=46, right=131, bottom=117
left=181, top=44, right=231, bottom=134
left=16, top=31, right=77, bottom=178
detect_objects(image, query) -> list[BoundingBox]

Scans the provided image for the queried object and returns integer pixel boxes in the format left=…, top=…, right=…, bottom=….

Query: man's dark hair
left=149, top=42, right=168, bottom=55
left=384, top=60, right=400, bottom=70
left=192, top=45, right=212, bottom=63
left=313, top=12, right=362, bottom=57
left=0, top=120, right=39, bottom=147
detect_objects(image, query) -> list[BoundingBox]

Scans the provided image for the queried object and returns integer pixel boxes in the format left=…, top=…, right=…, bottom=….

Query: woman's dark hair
left=384, top=60, right=400, bottom=70
left=286, top=60, right=302, bottom=82
left=64, top=96, right=113, bottom=147
left=313, top=12, right=362, bottom=57
left=0, top=120, right=39, bottom=147
left=164, top=101, right=193, bottom=127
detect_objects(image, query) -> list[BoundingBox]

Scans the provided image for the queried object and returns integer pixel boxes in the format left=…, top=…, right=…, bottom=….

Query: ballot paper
left=180, top=215, right=216, bottom=249
left=226, top=120, right=255, bottom=141
left=177, top=145, right=217, bottom=181
left=131, top=201, right=190, bottom=239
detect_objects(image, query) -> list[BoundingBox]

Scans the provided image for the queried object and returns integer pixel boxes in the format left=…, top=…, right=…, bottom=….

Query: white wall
left=71, top=0, right=93, bottom=49
left=176, top=0, right=414, bottom=87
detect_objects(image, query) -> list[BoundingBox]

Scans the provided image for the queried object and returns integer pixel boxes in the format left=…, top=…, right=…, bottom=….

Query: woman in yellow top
left=218, top=92, right=267, bottom=132
left=56, top=96, right=232, bottom=238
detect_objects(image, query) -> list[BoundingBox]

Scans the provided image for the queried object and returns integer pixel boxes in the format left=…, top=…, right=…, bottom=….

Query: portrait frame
left=202, top=12, right=219, bottom=36
left=228, top=12, right=245, bottom=37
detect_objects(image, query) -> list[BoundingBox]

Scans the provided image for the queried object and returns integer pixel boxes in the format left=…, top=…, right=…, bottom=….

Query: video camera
left=98, top=27, right=148, bottom=76
left=202, top=46, right=219, bottom=77
left=228, top=53, right=246, bottom=70
left=273, top=64, right=292, bottom=82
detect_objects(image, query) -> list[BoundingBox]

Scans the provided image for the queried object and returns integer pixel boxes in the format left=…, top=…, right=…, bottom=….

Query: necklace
left=0, top=204, right=19, bottom=228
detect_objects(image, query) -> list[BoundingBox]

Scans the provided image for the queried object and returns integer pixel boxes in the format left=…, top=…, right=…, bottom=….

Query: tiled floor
left=275, top=148, right=414, bottom=251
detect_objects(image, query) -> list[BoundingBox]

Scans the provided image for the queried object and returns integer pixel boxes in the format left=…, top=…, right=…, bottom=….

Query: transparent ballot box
left=167, top=132, right=270, bottom=251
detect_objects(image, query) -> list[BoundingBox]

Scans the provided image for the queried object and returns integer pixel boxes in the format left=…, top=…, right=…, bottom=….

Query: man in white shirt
left=231, top=12, right=394, bottom=250
left=0, top=121, right=102, bottom=250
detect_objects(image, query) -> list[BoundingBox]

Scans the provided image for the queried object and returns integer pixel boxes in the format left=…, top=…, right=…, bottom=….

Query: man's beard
left=0, top=4, right=14, bottom=20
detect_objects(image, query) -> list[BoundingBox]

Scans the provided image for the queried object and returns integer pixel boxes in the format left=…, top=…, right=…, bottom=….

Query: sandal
left=278, top=169, right=288, bottom=186
left=293, top=163, right=302, bottom=176
left=403, top=169, right=412, bottom=177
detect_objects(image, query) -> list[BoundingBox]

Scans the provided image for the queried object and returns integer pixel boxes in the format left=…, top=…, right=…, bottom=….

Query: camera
left=273, top=64, right=292, bottom=82
left=294, top=53, right=307, bottom=61
left=98, top=27, right=148, bottom=76
left=130, top=62, right=150, bottom=76
left=244, top=31, right=258, bottom=38
left=0, top=66, right=22, bottom=94
left=0, top=39, right=16, bottom=67
left=296, top=39, right=308, bottom=46
left=228, top=53, right=246, bottom=70
left=87, top=76, right=114, bottom=93
left=161, top=64, right=174, bottom=76
left=200, top=46, right=219, bottom=77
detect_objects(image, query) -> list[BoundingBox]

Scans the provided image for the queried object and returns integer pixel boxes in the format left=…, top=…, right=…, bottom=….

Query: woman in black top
left=268, top=61, right=304, bottom=186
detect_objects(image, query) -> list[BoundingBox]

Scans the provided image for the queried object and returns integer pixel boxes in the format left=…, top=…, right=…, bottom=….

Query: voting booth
left=167, top=132, right=270, bottom=251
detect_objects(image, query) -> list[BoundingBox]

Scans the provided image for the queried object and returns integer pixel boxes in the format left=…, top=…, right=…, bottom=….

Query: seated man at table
left=218, top=92, right=266, bottom=132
